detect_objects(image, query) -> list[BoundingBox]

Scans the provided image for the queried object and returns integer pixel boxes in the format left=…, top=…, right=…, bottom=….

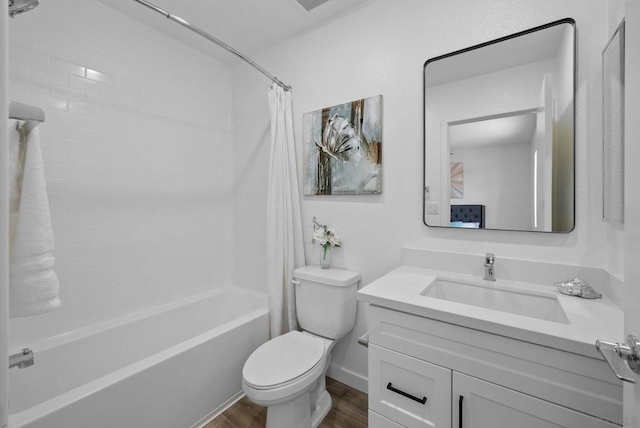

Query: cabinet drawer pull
left=459, top=395, right=464, bottom=428
left=386, top=382, right=427, bottom=405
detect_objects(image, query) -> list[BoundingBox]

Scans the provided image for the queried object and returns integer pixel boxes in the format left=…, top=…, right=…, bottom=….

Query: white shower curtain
left=266, top=84, right=306, bottom=338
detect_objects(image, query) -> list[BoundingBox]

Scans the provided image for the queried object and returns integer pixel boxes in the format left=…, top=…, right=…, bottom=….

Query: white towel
left=9, top=121, right=61, bottom=317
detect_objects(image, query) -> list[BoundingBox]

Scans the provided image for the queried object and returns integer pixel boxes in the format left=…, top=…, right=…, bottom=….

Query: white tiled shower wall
left=8, top=1, right=234, bottom=348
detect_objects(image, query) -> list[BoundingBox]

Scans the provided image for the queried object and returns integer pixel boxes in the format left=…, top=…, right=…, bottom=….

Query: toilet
left=242, top=265, right=360, bottom=428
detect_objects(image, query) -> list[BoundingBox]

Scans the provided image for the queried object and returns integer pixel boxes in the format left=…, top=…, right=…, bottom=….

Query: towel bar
left=358, top=331, right=369, bottom=348
left=9, top=348, right=34, bottom=369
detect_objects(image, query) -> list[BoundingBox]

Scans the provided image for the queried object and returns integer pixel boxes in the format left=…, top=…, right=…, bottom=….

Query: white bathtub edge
left=11, top=286, right=266, bottom=354
left=191, top=391, right=245, bottom=428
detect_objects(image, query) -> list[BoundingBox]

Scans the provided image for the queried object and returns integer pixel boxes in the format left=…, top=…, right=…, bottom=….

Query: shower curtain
left=266, top=85, right=305, bottom=338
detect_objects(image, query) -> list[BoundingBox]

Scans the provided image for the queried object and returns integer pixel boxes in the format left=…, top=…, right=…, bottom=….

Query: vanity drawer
left=369, top=344, right=451, bottom=428
left=368, top=305, right=623, bottom=423
left=369, top=410, right=404, bottom=428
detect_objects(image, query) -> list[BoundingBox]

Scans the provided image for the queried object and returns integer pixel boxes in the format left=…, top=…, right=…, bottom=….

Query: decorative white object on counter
left=555, top=277, right=603, bottom=299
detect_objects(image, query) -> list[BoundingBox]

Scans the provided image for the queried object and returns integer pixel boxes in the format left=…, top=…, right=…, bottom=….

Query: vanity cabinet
left=452, top=373, right=618, bottom=428
left=367, top=305, right=622, bottom=428
left=369, top=344, right=451, bottom=427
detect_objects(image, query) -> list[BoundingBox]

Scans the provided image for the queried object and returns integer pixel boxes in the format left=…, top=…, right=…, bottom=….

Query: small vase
left=320, top=248, right=332, bottom=269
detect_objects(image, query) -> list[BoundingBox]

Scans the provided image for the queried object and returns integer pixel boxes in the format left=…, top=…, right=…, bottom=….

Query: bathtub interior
left=9, top=286, right=268, bottom=415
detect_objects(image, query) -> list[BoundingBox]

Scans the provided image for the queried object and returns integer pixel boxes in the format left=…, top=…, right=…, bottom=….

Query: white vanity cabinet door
left=453, top=373, right=619, bottom=428
left=369, top=344, right=452, bottom=428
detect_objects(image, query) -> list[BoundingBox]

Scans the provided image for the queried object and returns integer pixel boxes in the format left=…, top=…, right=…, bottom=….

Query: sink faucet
left=9, top=348, right=34, bottom=370
left=484, top=253, right=496, bottom=281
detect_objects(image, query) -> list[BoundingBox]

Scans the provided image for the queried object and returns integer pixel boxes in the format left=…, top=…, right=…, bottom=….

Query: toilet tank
left=294, top=266, right=360, bottom=340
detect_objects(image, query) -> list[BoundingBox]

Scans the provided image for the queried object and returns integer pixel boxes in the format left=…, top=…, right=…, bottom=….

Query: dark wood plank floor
left=206, top=377, right=368, bottom=428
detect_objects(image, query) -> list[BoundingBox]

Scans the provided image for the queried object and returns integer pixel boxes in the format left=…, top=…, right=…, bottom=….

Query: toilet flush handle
left=292, top=279, right=301, bottom=286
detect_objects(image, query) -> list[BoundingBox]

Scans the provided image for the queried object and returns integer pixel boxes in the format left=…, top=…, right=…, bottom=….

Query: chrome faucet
left=9, top=348, right=34, bottom=369
left=484, top=253, right=496, bottom=281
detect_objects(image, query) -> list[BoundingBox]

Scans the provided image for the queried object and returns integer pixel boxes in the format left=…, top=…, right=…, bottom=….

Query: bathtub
left=8, top=286, right=269, bottom=428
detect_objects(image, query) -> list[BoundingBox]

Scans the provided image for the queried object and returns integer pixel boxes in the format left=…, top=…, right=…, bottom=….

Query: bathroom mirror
left=424, top=19, right=575, bottom=232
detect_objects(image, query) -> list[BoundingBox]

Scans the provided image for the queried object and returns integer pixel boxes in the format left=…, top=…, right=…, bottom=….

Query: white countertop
left=357, top=265, right=623, bottom=359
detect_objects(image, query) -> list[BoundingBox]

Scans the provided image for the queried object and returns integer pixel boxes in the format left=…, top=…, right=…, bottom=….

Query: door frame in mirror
left=438, top=104, right=542, bottom=230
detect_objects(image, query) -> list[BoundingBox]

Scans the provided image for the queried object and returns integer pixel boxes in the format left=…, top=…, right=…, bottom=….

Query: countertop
left=357, top=265, right=623, bottom=359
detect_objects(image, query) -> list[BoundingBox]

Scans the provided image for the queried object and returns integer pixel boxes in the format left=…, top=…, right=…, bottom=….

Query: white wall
left=7, top=0, right=234, bottom=347
left=232, top=0, right=616, bottom=391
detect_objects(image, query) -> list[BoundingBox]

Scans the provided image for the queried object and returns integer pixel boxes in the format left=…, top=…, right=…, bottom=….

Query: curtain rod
left=131, top=0, right=292, bottom=91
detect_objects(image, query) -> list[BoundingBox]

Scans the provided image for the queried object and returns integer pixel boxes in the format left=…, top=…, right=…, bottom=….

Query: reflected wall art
left=450, top=162, right=464, bottom=199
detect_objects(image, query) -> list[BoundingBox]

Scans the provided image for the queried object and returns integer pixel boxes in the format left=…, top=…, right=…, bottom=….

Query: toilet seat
left=243, top=331, right=325, bottom=389
left=242, top=331, right=327, bottom=405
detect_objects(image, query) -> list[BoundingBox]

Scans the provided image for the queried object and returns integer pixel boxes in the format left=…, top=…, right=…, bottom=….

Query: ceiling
left=96, top=0, right=372, bottom=64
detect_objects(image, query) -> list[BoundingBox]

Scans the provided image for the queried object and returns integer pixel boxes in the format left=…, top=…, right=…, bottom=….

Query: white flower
left=311, top=218, right=342, bottom=250
left=313, top=228, right=328, bottom=245
left=329, top=233, right=340, bottom=246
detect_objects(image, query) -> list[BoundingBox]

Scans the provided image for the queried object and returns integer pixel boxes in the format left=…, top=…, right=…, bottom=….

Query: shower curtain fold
left=266, top=85, right=305, bottom=338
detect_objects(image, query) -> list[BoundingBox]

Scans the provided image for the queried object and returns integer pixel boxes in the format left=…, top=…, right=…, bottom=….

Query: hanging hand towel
left=9, top=121, right=61, bottom=317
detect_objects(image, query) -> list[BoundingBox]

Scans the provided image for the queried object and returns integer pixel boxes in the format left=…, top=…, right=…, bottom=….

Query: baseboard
left=327, top=362, right=368, bottom=394
left=191, top=390, right=245, bottom=428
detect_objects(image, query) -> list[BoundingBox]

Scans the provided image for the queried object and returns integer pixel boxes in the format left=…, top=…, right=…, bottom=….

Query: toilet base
left=310, top=390, right=332, bottom=428
left=266, top=391, right=312, bottom=428
left=263, top=383, right=332, bottom=428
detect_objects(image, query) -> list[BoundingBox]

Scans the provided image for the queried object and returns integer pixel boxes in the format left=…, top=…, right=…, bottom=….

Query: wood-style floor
left=205, top=377, right=368, bottom=428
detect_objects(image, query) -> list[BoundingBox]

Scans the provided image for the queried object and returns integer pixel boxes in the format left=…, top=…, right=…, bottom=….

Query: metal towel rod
left=9, top=100, right=45, bottom=122
left=9, top=100, right=45, bottom=134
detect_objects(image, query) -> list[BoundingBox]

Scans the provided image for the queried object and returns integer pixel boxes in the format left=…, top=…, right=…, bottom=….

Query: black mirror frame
left=423, top=17, right=576, bottom=233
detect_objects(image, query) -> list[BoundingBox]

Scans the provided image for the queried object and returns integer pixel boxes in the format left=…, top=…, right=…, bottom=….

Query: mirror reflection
left=424, top=19, right=575, bottom=232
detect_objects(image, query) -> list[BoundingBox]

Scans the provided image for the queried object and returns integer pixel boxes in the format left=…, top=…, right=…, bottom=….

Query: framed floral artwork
left=303, top=95, right=383, bottom=195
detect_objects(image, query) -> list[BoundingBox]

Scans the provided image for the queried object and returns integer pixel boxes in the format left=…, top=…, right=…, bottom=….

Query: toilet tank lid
left=294, top=266, right=360, bottom=287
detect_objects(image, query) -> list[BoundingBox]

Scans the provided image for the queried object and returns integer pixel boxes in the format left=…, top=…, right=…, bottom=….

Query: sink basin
left=421, top=277, right=570, bottom=324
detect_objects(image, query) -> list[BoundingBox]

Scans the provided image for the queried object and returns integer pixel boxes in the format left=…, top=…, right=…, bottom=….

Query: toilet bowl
left=242, top=331, right=335, bottom=428
left=241, top=266, right=360, bottom=428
